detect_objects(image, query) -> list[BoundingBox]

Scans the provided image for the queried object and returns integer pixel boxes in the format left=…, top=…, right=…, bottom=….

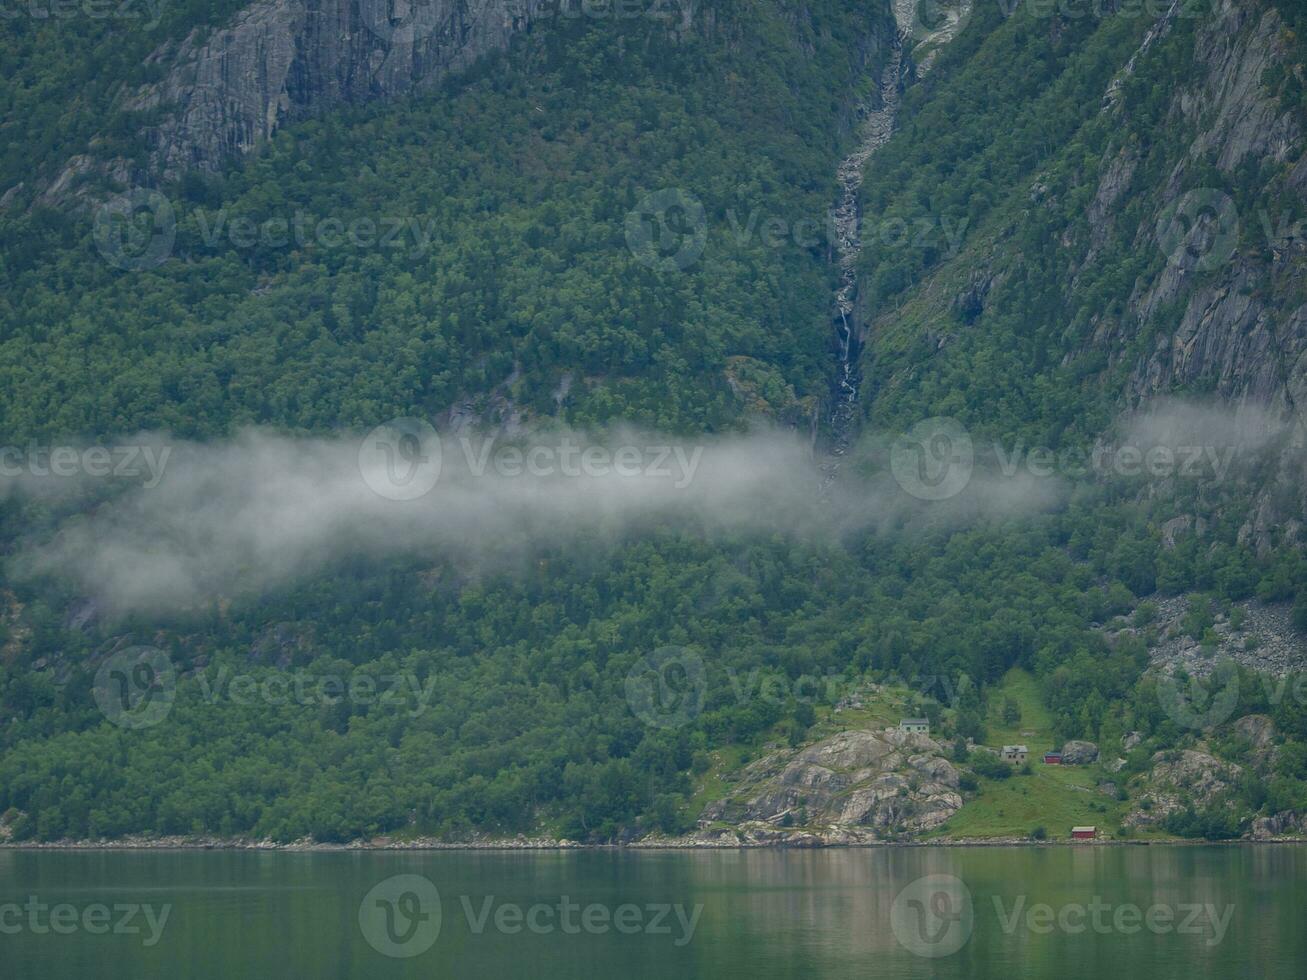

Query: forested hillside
left=2, top=0, right=1306, bottom=845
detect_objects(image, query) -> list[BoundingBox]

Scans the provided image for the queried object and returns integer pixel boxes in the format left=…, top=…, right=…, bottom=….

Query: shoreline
left=4, top=835, right=1305, bottom=852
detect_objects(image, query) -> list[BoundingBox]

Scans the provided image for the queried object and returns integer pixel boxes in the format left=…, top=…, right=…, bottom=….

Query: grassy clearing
left=933, top=763, right=1129, bottom=839
left=935, top=667, right=1123, bottom=839
left=983, top=667, right=1053, bottom=753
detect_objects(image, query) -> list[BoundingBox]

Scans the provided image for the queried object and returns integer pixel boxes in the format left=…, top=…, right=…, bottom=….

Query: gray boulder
left=1061, top=740, right=1099, bottom=765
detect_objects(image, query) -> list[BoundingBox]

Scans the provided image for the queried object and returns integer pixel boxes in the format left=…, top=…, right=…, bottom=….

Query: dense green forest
left=1, top=0, right=1306, bottom=843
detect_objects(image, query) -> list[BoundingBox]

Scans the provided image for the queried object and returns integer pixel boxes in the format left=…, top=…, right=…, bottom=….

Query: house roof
left=1071, top=826, right=1097, bottom=833
left=900, top=718, right=928, bottom=725
left=1002, top=744, right=1028, bottom=752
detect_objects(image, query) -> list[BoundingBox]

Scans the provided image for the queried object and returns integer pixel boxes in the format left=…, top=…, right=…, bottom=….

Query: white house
left=899, top=718, right=930, bottom=735
left=1000, top=744, right=1028, bottom=764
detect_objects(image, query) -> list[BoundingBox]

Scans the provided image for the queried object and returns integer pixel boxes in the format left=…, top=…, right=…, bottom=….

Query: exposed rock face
left=1061, top=740, right=1099, bottom=765
left=1235, top=713, right=1275, bottom=748
left=1106, top=1, right=1307, bottom=546
left=700, top=728, right=963, bottom=839
left=121, top=0, right=552, bottom=182
left=864, top=1, right=1307, bottom=544
left=1250, top=810, right=1307, bottom=839
left=1124, top=749, right=1241, bottom=828
left=1234, top=713, right=1279, bottom=769
left=1125, top=595, right=1307, bottom=678
left=41, top=0, right=699, bottom=198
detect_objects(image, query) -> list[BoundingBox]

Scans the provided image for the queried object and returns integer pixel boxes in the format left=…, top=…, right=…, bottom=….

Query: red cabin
left=1043, top=753, right=1062, bottom=764
left=1071, top=826, right=1097, bottom=840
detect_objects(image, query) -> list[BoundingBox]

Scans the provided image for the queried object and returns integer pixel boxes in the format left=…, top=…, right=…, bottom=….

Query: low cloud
left=8, top=397, right=1281, bottom=616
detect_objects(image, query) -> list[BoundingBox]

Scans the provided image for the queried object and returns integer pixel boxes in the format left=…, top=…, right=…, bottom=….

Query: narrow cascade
left=820, top=0, right=970, bottom=491
left=819, top=31, right=906, bottom=492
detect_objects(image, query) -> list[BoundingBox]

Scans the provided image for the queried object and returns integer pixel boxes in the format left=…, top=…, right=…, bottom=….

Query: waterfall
left=819, top=0, right=971, bottom=491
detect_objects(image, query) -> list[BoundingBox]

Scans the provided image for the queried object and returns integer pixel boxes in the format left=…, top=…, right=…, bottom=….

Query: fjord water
left=1, top=846, right=1301, bottom=979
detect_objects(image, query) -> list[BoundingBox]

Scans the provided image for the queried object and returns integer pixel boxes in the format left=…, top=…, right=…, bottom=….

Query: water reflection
left=0, top=845, right=1301, bottom=979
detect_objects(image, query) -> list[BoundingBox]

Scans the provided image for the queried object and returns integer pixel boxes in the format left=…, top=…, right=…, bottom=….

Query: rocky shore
left=5, top=832, right=1302, bottom=851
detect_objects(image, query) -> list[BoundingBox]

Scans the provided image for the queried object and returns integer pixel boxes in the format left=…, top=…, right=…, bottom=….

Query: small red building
left=1043, top=752, right=1062, bottom=764
left=1071, top=826, right=1097, bottom=840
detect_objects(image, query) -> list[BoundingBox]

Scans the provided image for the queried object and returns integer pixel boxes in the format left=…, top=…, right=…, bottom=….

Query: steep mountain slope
left=0, top=1, right=892, bottom=436
left=853, top=0, right=1307, bottom=540
left=2, top=0, right=1307, bottom=846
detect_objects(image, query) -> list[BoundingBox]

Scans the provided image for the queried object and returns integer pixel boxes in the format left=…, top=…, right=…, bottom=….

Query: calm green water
left=0, top=846, right=1301, bottom=978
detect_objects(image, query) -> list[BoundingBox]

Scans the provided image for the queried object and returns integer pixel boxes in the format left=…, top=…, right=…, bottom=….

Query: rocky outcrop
left=1235, top=713, right=1276, bottom=748
left=1125, top=595, right=1307, bottom=678
left=126, top=0, right=550, bottom=183
left=1234, top=713, right=1279, bottom=769
left=40, top=0, right=693, bottom=199
left=1060, top=740, right=1099, bottom=765
left=1108, top=1, right=1307, bottom=546
left=1124, top=749, right=1241, bottom=828
left=1250, top=810, right=1307, bottom=839
left=700, top=728, right=963, bottom=839
left=862, top=0, right=1306, bottom=544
